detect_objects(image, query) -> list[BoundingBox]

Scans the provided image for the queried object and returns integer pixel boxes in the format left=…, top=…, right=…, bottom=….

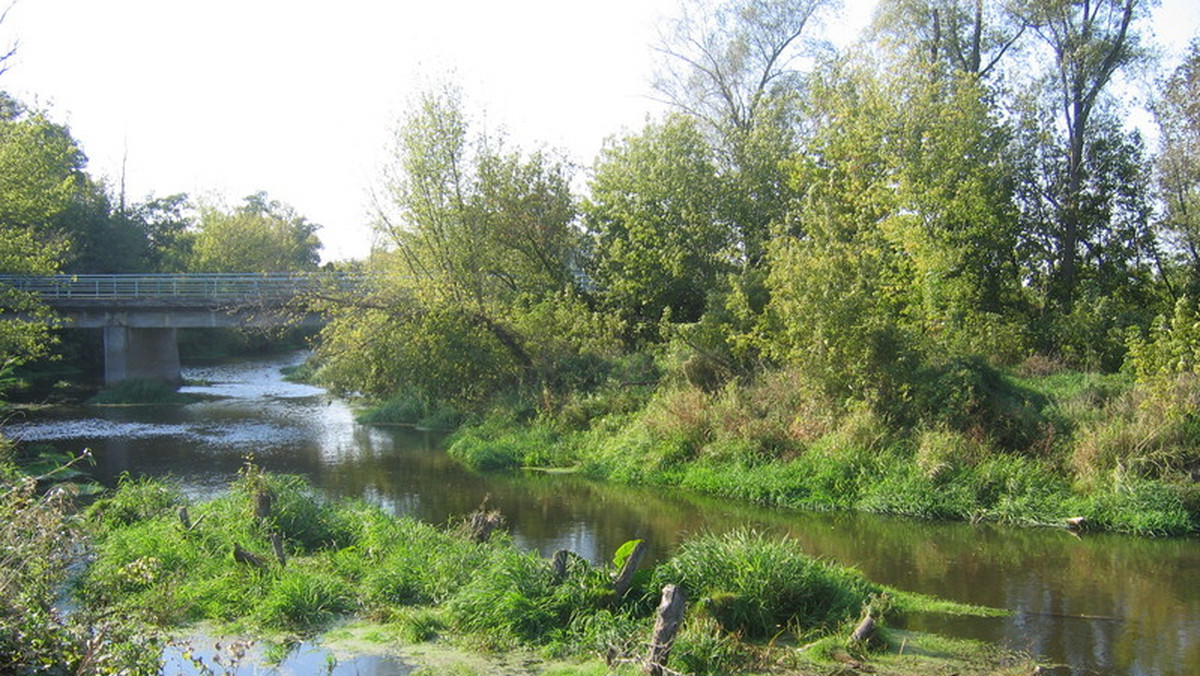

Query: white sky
left=1, top=0, right=1197, bottom=262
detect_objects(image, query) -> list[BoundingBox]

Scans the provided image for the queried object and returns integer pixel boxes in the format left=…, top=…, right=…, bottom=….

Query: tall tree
left=1155, top=38, right=1200, bottom=296
left=191, top=192, right=321, bottom=272
left=1008, top=0, right=1152, bottom=312
left=769, top=56, right=1025, bottom=375
left=0, top=94, right=79, bottom=368
left=318, top=87, right=610, bottom=404
left=586, top=115, right=731, bottom=333
left=0, top=2, right=15, bottom=77
left=872, top=0, right=1025, bottom=78
left=128, top=193, right=195, bottom=273
left=653, top=0, right=835, bottom=265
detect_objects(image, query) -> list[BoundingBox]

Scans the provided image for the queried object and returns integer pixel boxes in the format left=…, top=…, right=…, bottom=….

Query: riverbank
left=433, top=364, right=1198, bottom=537
left=71, top=468, right=1033, bottom=675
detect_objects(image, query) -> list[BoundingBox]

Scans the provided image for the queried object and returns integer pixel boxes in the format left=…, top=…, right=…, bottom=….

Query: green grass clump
left=88, top=378, right=196, bottom=405
left=447, top=420, right=569, bottom=471
left=86, top=473, right=182, bottom=530
left=358, top=389, right=462, bottom=429
left=652, top=529, right=877, bottom=639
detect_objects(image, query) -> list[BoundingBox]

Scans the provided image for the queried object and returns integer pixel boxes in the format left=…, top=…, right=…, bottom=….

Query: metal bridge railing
left=0, top=273, right=358, bottom=302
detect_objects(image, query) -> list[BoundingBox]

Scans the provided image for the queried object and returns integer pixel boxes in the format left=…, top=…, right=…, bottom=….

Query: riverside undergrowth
left=445, top=361, right=1197, bottom=537
left=77, top=466, right=1027, bottom=674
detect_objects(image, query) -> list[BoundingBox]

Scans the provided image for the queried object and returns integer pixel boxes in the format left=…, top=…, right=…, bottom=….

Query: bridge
left=0, top=273, right=346, bottom=386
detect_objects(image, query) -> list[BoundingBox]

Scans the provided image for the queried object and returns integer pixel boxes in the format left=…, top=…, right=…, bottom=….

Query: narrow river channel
left=7, top=353, right=1199, bottom=675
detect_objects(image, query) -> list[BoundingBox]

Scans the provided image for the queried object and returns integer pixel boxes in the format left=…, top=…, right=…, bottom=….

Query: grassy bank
left=74, top=467, right=1032, bottom=674
left=443, top=362, right=1198, bottom=537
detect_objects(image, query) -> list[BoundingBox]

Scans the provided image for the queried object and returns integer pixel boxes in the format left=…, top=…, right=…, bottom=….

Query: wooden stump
left=643, top=584, right=685, bottom=676
left=850, top=614, right=876, bottom=644
left=233, top=543, right=265, bottom=568
left=270, top=532, right=287, bottom=567
left=254, top=490, right=273, bottom=521
left=551, top=549, right=570, bottom=584
left=613, top=540, right=647, bottom=600
left=466, top=509, right=505, bottom=543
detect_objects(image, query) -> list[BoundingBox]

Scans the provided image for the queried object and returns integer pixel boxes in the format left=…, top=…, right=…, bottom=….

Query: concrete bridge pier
left=103, top=326, right=182, bottom=387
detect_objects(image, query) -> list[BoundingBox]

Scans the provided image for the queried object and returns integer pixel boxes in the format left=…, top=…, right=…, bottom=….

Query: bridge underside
left=59, top=307, right=318, bottom=387
left=103, top=327, right=182, bottom=387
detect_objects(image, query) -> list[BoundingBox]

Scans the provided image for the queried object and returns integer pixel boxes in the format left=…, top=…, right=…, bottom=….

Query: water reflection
left=7, top=353, right=1199, bottom=676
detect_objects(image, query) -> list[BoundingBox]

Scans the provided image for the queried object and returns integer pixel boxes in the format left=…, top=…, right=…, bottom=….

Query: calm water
left=8, top=353, right=1199, bottom=675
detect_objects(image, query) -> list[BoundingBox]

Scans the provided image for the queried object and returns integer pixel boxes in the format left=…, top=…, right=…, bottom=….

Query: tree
left=765, top=54, right=1026, bottom=398
left=0, top=2, right=15, bottom=77
left=872, top=0, right=1025, bottom=78
left=318, top=87, right=613, bottom=405
left=128, top=193, right=195, bottom=273
left=1008, top=0, right=1153, bottom=312
left=191, top=192, right=321, bottom=272
left=1155, top=38, right=1200, bottom=296
left=652, top=0, right=835, bottom=265
left=0, top=94, right=80, bottom=368
left=586, top=115, right=732, bottom=334
left=653, top=0, right=834, bottom=135
left=1010, top=90, right=1157, bottom=366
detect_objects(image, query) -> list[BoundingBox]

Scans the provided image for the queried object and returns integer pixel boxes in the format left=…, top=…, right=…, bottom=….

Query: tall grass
left=652, top=529, right=876, bottom=639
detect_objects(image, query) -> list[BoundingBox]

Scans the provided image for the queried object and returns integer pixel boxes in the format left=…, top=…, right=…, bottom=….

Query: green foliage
left=87, top=378, right=196, bottom=405
left=1, top=444, right=160, bottom=673
left=652, top=529, right=877, bottom=638
left=1156, top=39, right=1200, bottom=295
left=87, top=473, right=181, bottom=531
left=447, top=419, right=565, bottom=471
left=585, top=114, right=733, bottom=331
left=317, top=90, right=614, bottom=410
left=191, top=192, right=322, bottom=272
left=254, top=564, right=355, bottom=629
left=669, top=615, right=752, bottom=675
left=911, top=357, right=1048, bottom=451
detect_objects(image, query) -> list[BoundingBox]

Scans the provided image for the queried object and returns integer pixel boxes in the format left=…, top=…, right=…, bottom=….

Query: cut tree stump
left=643, top=584, right=685, bottom=676
left=466, top=509, right=505, bottom=543
left=613, top=540, right=647, bottom=600
left=233, top=543, right=266, bottom=568
left=254, top=490, right=273, bottom=521
left=270, top=532, right=287, bottom=567
left=850, top=614, right=877, bottom=644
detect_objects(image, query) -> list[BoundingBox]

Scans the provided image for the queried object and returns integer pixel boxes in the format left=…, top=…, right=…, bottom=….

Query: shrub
left=913, top=357, right=1048, bottom=452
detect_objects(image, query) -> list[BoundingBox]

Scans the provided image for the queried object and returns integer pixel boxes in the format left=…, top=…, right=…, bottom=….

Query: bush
left=912, top=357, right=1048, bottom=452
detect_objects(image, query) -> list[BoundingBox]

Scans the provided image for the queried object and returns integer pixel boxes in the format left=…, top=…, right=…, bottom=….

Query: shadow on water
left=8, top=352, right=1200, bottom=675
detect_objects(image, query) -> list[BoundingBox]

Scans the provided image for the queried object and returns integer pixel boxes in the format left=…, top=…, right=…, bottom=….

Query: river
left=7, top=353, right=1199, bottom=675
